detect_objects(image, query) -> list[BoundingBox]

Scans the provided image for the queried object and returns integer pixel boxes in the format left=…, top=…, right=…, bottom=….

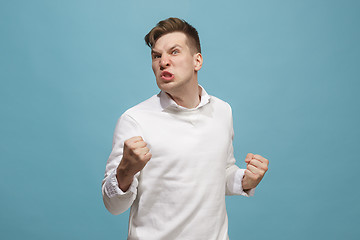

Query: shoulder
left=116, top=93, right=162, bottom=123
left=209, top=95, right=232, bottom=113
left=207, top=95, right=234, bottom=131
left=113, top=94, right=160, bottom=131
left=124, top=93, right=161, bottom=116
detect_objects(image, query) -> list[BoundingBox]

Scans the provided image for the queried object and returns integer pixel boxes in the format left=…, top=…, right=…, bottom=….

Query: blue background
left=1, top=0, right=359, bottom=239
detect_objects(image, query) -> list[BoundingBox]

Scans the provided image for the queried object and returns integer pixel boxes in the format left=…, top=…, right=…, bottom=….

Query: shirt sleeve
left=101, top=113, right=142, bottom=215
left=225, top=106, right=255, bottom=197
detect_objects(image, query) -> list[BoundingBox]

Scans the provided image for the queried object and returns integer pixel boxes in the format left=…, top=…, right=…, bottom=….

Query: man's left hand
left=242, top=153, right=269, bottom=190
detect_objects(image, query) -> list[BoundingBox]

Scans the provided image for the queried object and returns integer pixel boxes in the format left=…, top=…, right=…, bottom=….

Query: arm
left=225, top=129, right=255, bottom=196
left=102, top=114, right=150, bottom=215
left=225, top=105, right=268, bottom=196
left=225, top=106, right=254, bottom=196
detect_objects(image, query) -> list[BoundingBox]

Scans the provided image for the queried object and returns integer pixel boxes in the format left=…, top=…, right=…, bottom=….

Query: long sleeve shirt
left=102, top=86, right=255, bottom=240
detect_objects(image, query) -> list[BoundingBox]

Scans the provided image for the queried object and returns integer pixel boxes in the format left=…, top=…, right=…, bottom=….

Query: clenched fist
left=242, top=153, right=269, bottom=191
left=116, top=136, right=152, bottom=191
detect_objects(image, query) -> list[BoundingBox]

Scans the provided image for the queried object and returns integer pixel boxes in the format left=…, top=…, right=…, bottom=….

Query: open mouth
left=160, top=71, right=174, bottom=81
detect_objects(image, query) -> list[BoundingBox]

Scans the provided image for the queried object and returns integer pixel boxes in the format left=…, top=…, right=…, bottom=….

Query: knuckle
left=250, top=175, right=257, bottom=181
left=125, top=142, right=135, bottom=150
left=254, top=154, right=261, bottom=159
left=146, top=152, right=152, bottom=159
left=133, top=149, right=141, bottom=156
left=140, top=155, right=149, bottom=163
left=124, top=140, right=130, bottom=147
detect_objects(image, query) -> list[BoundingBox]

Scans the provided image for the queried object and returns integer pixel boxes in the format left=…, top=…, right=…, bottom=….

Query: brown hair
left=145, top=17, right=201, bottom=54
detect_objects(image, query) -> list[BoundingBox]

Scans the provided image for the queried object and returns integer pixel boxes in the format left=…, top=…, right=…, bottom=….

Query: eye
left=171, top=49, right=179, bottom=55
left=152, top=54, right=161, bottom=59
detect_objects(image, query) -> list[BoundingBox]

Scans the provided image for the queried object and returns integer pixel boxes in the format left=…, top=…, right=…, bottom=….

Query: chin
left=157, top=80, right=176, bottom=92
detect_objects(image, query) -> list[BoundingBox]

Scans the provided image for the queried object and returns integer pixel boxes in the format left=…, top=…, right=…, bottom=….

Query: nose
left=160, top=54, right=170, bottom=69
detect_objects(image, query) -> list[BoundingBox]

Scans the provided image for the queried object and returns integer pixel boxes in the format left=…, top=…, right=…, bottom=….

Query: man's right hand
left=116, top=136, right=152, bottom=192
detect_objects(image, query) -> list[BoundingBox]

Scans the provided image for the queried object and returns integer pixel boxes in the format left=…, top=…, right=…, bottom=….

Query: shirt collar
left=159, top=85, right=211, bottom=111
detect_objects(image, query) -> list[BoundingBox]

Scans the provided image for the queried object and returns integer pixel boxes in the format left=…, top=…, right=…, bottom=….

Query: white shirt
left=102, top=86, right=255, bottom=240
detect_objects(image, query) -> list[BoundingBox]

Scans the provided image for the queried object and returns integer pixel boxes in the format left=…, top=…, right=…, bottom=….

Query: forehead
left=152, top=32, right=190, bottom=51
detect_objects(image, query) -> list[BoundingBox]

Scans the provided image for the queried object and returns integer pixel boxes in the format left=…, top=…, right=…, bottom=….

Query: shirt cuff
left=234, top=169, right=255, bottom=197
left=104, top=170, right=137, bottom=198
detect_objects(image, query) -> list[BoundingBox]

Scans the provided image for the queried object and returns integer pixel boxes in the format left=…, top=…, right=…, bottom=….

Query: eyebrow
left=151, top=49, right=160, bottom=55
left=151, top=44, right=182, bottom=55
left=169, top=44, right=182, bottom=51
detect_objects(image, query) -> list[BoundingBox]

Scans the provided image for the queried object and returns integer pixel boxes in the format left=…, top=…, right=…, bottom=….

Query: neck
left=166, top=83, right=201, bottom=109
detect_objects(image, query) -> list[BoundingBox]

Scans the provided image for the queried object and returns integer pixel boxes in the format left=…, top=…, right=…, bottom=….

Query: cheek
left=182, top=59, right=195, bottom=73
left=152, top=63, right=157, bottom=73
left=178, top=57, right=192, bottom=68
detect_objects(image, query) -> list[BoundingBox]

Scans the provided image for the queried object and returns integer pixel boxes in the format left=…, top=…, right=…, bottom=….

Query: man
left=102, top=17, right=269, bottom=240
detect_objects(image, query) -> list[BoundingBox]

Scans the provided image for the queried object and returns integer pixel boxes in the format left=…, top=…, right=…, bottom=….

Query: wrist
left=116, top=168, right=134, bottom=192
left=241, top=177, right=253, bottom=191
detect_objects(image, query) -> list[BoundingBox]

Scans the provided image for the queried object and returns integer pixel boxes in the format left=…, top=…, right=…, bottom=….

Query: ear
left=194, top=53, right=203, bottom=72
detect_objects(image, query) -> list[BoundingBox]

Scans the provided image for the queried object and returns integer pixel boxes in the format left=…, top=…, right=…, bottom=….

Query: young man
left=102, top=18, right=269, bottom=240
